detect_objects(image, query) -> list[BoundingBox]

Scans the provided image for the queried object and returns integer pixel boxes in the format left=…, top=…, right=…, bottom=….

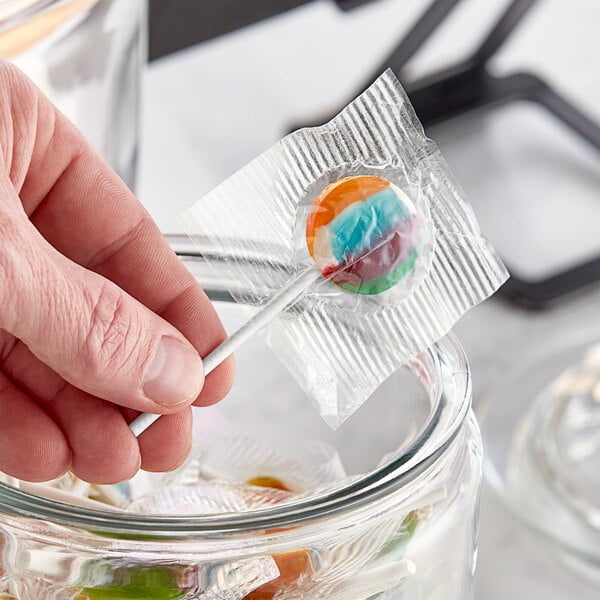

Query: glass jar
left=0, top=251, right=482, bottom=600
left=0, top=0, right=145, bottom=189
left=479, top=310, right=600, bottom=581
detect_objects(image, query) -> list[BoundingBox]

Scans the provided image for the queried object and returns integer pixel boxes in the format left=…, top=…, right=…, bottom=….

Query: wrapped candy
left=179, top=69, right=507, bottom=427
left=306, top=175, right=420, bottom=295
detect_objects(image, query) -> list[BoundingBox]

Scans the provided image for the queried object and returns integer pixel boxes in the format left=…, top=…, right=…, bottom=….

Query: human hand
left=0, top=60, right=234, bottom=484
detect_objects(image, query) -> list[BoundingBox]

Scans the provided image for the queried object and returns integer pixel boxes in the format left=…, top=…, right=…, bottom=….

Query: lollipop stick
left=129, top=268, right=321, bottom=437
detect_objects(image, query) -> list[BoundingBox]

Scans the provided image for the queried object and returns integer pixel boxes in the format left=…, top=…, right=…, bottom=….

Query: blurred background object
left=479, top=314, right=600, bottom=585
left=0, top=0, right=146, bottom=188
left=147, top=0, right=312, bottom=60
left=147, top=0, right=375, bottom=61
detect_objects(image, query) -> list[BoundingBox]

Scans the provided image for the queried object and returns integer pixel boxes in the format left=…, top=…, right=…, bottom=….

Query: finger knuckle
left=82, top=282, right=141, bottom=378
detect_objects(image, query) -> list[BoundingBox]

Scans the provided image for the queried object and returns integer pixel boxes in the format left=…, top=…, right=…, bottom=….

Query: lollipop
left=307, top=175, right=419, bottom=295
left=130, top=176, right=418, bottom=436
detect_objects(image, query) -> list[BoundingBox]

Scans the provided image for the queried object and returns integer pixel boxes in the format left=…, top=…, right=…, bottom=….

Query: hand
left=0, top=60, right=234, bottom=484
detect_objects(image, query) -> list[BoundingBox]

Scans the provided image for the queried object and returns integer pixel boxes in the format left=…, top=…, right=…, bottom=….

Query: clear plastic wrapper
left=126, top=481, right=293, bottom=515
left=195, top=556, right=280, bottom=599
left=126, top=484, right=248, bottom=515
left=270, top=511, right=422, bottom=600
left=165, top=408, right=346, bottom=493
left=180, top=69, right=507, bottom=427
left=74, top=556, right=279, bottom=600
left=6, top=554, right=280, bottom=600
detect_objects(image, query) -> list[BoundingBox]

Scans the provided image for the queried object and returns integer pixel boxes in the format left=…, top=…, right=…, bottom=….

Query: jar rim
left=0, top=332, right=471, bottom=535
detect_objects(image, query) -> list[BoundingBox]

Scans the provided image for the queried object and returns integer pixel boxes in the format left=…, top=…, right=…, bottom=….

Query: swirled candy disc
left=306, top=175, right=419, bottom=295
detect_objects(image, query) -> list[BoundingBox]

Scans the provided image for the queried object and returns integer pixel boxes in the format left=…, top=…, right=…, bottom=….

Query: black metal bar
left=534, top=86, right=600, bottom=152
left=405, top=61, right=485, bottom=125
left=405, top=68, right=542, bottom=126
left=334, top=0, right=379, bottom=10
left=471, top=0, right=539, bottom=65
left=406, top=66, right=600, bottom=308
left=374, top=0, right=463, bottom=73
left=501, top=255, right=600, bottom=309
left=287, top=0, right=465, bottom=131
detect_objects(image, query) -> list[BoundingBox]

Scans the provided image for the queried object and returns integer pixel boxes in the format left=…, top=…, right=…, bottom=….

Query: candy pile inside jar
left=0, top=406, right=443, bottom=600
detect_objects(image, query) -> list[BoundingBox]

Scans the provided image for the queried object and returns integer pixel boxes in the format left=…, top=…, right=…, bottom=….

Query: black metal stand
left=296, top=0, right=600, bottom=308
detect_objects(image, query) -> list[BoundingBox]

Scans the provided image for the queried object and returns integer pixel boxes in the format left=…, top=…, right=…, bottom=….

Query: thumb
left=1, top=216, right=205, bottom=414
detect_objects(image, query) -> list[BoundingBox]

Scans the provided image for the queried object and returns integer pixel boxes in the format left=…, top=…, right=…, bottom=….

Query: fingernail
left=143, top=337, right=204, bottom=407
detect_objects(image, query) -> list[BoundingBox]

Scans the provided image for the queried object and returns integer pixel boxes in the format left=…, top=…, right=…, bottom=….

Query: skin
left=0, top=59, right=234, bottom=484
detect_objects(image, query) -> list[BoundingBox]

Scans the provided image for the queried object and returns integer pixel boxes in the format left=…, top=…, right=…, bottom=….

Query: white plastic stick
left=129, top=268, right=321, bottom=437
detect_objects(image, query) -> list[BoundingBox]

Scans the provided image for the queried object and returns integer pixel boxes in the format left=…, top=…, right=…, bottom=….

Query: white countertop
left=137, top=1, right=600, bottom=597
